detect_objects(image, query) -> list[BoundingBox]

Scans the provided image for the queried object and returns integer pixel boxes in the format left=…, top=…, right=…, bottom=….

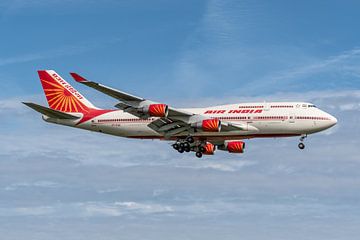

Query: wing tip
left=22, top=101, right=33, bottom=107
left=70, top=72, right=88, bottom=83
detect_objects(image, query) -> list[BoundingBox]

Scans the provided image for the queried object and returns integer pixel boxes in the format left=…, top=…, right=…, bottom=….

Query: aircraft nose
left=328, top=115, right=337, bottom=127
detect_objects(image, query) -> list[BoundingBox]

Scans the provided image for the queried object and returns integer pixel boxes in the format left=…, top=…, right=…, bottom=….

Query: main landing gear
left=298, top=134, right=307, bottom=150
left=172, top=136, right=194, bottom=153
left=172, top=136, right=204, bottom=158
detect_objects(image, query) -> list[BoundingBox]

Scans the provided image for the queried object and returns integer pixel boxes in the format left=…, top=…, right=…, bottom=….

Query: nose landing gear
left=298, top=134, right=307, bottom=150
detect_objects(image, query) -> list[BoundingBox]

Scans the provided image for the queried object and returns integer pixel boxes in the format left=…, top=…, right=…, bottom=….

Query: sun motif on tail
left=38, top=70, right=92, bottom=113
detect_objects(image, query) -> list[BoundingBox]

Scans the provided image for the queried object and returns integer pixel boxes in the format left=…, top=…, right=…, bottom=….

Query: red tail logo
left=38, top=70, right=95, bottom=113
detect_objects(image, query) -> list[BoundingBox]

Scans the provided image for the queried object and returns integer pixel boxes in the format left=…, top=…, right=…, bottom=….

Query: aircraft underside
left=75, top=120, right=306, bottom=158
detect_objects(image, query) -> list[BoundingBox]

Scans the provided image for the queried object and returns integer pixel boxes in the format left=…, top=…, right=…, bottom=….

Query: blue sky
left=1, top=0, right=360, bottom=239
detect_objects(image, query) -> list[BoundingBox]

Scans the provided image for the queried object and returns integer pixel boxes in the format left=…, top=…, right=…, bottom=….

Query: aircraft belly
left=250, top=121, right=290, bottom=134
left=99, top=123, right=160, bottom=137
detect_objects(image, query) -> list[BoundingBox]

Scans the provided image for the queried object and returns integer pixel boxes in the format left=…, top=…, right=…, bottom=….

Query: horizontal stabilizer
left=23, top=102, right=80, bottom=120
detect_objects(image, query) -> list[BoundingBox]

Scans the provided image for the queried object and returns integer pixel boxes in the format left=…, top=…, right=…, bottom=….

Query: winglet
left=70, top=72, right=88, bottom=83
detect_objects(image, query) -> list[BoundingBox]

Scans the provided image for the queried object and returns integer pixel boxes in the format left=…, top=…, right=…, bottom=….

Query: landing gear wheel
left=173, top=143, right=179, bottom=150
left=186, top=136, right=195, bottom=144
left=178, top=147, right=185, bottom=153
left=184, top=146, right=191, bottom=152
left=179, top=143, right=184, bottom=148
left=298, top=142, right=305, bottom=150
left=183, top=142, right=190, bottom=149
left=195, top=152, right=203, bottom=158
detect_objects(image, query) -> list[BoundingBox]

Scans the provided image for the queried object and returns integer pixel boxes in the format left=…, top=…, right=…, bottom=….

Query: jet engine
left=139, top=104, right=168, bottom=117
left=218, top=141, right=245, bottom=153
left=191, top=119, right=221, bottom=132
left=202, top=142, right=215, bottom=155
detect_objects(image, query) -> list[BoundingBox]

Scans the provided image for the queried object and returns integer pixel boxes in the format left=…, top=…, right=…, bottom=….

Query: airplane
left=23, top=70, right=338, bottom=158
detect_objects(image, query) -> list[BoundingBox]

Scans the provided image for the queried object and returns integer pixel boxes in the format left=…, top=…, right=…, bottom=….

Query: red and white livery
left=24, top=70, right=338, bottom=158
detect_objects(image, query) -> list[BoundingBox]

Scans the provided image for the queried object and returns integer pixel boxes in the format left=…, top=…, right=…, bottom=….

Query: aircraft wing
left=70, top=73, right=144, bottom=102
left=70, top=73, right=257, bottom=137
left=70, top=72, right=194, bottom=119
left=147, top=117, right=254, bottom=138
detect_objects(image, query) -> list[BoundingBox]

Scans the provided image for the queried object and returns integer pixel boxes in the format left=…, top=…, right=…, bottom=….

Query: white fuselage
left=45, top=102, right=337, bottom=142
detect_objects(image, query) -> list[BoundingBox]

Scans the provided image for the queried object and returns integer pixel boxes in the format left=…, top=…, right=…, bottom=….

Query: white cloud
left=4, top=181, right=60, bottom=191
left=339, top=103, right=360, bottom=111
left=269, top=48, right=360, bottom=81
left=0, top=206, right=55, bottom=216
left=0, top=199, right=351, bottom=219
left=175, top=160, right=256, bottom=172
left=0, top=201, right=173, bottom=218
left=0, top=95, right=44, bottom=115
left=245, top=47, right=360, bottom=92
left=81, top=202, right=123, bottom=217
left=114, top=202, right=173, bottom=214
left=318, top=124, right=339, bottom=136
left=0, top=100, right=24, bottom=114
left=14, top=206, right=55, bottom=216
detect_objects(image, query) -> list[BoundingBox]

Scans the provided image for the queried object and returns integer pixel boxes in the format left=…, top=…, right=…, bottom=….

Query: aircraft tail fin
left=37, top=70, right=98, bottom=113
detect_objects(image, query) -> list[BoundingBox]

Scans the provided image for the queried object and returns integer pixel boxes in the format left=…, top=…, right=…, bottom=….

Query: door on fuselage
left=288, top=113, right=296, bottom=124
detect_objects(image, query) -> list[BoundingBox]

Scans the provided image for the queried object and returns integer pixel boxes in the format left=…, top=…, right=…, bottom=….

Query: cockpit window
left=308, top=104, right=316, bottom=108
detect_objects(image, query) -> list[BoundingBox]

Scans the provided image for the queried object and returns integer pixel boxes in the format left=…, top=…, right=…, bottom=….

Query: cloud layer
left=1, top=89, right=360, bottom=239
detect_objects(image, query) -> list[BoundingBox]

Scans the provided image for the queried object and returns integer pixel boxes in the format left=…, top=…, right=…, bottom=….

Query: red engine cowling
left=192, top=119, right=221, bottom=132
left=202, top=142, right=215, bottom=155
left=141, top=104, right=168, bottom=117
left=226, top=141, right=245, bottom=153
